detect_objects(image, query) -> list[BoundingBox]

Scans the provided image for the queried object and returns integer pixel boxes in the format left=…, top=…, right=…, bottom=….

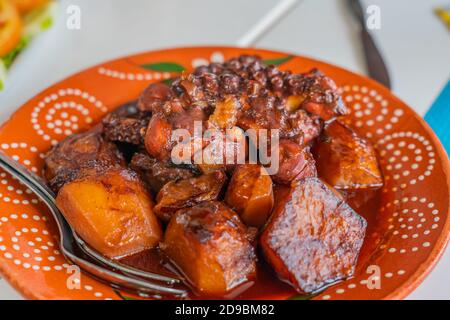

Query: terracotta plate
left=0, top=47, right=449, bottom=300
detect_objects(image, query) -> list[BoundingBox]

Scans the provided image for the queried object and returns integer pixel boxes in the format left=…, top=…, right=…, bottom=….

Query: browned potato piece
left=56, top=168, right=162, bottom=259
left=260, top=177, right=367, bottom=294
left=154, top=171, right=227, bottom=222
left=225, top=164, right=274, bottom=228
left=44, top=129, right=125, bottom=192
left=314, top=120, right=383, bottom=190
left=162, top=201, right=256, bottom=296
left=272, top=139, right=317, bottom=185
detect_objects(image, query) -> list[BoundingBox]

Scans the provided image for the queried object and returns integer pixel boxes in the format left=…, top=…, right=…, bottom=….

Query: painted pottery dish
left=0, top=47, right=449, bottom=300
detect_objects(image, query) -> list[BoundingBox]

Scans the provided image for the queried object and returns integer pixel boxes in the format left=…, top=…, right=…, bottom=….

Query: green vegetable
left=2, top=37, right=31, bottom=69
left=23, top=1, right=57, bottom=38
left=0, top=60, right=7, bottom=91
left=141, top=62, right=186, bottom=72
left=263, top=55, right=294, bottom=66
left=161, top=77, right=177, bottom=86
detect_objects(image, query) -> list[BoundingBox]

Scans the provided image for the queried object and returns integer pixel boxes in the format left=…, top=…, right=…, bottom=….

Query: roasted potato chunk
left=260, top=177, right=367, bottom=294
left=56, top=168, right=162, bottom=259
left=162, top=201, right=256, bottom=296
left=314, top=120, right=383, bottom=190
left=155, top=171, right=227, bottom=222
left=44, top=130, right=125, bottom=192
left=225, top=164, right=274, bottom=228
left=271, top=139, right=317, bottom=185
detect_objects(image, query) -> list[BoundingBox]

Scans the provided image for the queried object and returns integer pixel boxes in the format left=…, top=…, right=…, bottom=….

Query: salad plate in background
left=0, top=0, right=57, bottom=91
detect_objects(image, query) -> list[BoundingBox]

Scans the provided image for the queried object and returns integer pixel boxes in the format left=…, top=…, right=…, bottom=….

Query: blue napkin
left=425, top=79, right=450, bottom=153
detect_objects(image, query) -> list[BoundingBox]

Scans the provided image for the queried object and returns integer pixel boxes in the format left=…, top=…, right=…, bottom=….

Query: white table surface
left=0, top=0, right=449, bottom=300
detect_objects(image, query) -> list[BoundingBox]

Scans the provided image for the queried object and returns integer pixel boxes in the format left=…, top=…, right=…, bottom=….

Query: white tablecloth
left=1, top=0, right=449, bottom=300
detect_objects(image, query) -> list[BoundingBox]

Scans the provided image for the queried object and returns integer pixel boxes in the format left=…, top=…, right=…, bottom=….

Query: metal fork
left=0, top=151, right=188, bottom=298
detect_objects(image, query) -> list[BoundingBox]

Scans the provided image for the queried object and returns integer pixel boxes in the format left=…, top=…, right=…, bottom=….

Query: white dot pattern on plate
left=342, top=85, right=403, bottom=138
left=376, top=132, right=435, bottom=187
left=97, top=67, right=171, bottom=81
left=320, top=268, right=408, bottom=300
left=191, top=51, right=225, bottom=68
left=0, top=142, right=44, bottom=205
left=1, top=96, right=115, bottom=299
left=0, top=213, right=113, bottom=299
left=315, top=83, right=445, bottom=300
left=30, top=88, right=108, bottom=145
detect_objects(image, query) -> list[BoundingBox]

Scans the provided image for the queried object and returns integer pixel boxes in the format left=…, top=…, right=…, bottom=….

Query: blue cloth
left=425, top=79, right=450, bottom=153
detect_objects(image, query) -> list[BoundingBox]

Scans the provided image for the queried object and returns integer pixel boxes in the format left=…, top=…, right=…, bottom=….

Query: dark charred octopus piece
left=145, top=55, right=347, bottom=163
left=130, top=151, right=198, bottom=193
left=43, top=54, right=382, bottom=298
left=44, top=129, right=125, bottom=193
left=154, top=171, right=227, bottom=222
left=102, top=113, right=149, bottom=145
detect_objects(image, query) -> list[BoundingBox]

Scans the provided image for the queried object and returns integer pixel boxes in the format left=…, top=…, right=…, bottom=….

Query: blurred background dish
left=0, top=0, right=57, bottom=90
